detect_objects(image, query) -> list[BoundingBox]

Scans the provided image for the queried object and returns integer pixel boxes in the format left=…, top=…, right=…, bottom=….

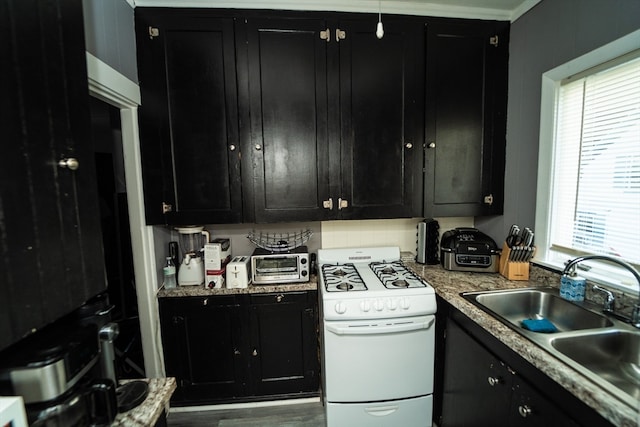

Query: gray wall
left=82, top=0, right=138, bottom=82
left=476, top=0, right=640, bottom=242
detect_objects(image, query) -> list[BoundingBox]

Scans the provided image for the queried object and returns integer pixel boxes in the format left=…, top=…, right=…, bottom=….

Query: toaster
left=226, top=256, right=252, bottom=289
left=440, top=227, right=500, bottom=273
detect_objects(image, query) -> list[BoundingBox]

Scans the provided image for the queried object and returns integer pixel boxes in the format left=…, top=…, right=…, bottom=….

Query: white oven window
left=535, top=30, right=640, bottom=293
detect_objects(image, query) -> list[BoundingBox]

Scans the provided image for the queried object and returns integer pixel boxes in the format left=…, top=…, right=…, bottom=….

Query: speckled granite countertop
left=156, top=277, right=318, bottom=297
left=112, top=378, right=176, bottom=426
left=406, top=262, right=638, bottom=427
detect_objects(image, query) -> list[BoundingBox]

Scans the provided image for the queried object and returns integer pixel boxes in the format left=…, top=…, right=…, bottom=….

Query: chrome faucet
left=563, top=255, right=640, bottom=328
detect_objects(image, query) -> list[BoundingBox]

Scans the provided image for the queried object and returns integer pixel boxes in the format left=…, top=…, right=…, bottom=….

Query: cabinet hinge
left=162, top=202, right=173, bottom=214
left=483, top=194, right=494, bottom=205
left=320, top=28, right=330, bottom=42
left=149, top=26, right=160, bottom=39
left=489, top=35, right=499, bottom=47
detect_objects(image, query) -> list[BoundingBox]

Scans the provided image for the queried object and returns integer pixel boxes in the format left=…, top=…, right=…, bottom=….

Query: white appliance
left=176, top=226, right=209, bottom=286
left=226, top=256, right=252, bottom=289
left=318, top=247, right=437, bottom=427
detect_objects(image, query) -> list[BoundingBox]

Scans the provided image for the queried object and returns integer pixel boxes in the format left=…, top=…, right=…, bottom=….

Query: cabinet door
left=159, top=296, right=246, bottom=404
left=136, top=13, right=242, bottom=225
left=424, top=20, right=509, bottom=217
left=509, top=377, right=580, bottom=427
left=249, top=292, right=319, bottom=396
left=0, top=0, right=106, bottom=351
left=245, top=18, right=332, bottom=223
left=441, top=318, right=512, bottom=427
left=337, top=19, right=424, bottom=219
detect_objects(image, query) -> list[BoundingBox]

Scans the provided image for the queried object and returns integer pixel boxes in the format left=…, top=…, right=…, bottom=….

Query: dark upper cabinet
left=0, top=0, right=106, bottom=351
left=424, top=20, right=509, bottom=217
left=244, top=17, right=331, bottom=223
left=336, top=19, right=424, bottom=220
left=246, top=16, right=423, bottom=222
left=136, top=12, right=243, bottom=225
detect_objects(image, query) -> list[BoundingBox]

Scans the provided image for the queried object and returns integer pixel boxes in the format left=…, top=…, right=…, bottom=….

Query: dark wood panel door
left=337, top=19, right=424, bottom=219
left=424, top=20, right=509, bottom=217
left=509, top=377, right=580, bottom=427
left=249, top=292, right=319, bottom=396
left=441, top=318, right=512, bottom=427
left=246, top=18, right=332, bottom=222
left=159, top=296, right=246, bottom=404
left=136, top=13, right=242, bottom=224
left=0, top=0, right=106, bottom=351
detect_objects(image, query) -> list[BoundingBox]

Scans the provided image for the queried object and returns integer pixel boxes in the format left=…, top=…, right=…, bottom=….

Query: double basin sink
left=462, top=287, right=640, bottom=408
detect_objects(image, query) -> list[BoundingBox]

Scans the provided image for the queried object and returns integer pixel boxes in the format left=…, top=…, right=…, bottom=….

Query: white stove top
left=318, top=247, right=437, bottom=320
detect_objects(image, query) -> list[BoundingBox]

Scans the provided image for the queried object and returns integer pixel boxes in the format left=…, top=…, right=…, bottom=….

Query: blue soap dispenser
left=560, top=266, right=586, bottom=301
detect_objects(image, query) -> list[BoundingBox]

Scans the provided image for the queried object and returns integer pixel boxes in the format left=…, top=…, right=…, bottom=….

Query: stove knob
left=335, top=301, right=347, bottom=315
left=400, top=298, right=411, bottom=310
left=374, top=299, right=385, bottom=311
left=360, top=300, right=371, bottom=312
left=387, top=299, right=398, bottom=310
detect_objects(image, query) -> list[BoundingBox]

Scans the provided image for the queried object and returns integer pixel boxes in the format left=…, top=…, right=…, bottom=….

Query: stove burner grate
left=369, top=260, right=427, bottom=289
left=321, top=263, right=367, bottom=292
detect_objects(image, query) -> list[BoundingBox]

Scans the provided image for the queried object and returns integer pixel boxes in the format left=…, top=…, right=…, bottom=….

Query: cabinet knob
left=229, top=144, right=236, bottom=151
left=487, top=376, right=501, bottom=386
left=203, top=298, right=208, bottom=306
left=255, top=144, right=262, bottom=151
left=518, top=405, right=532, bottom=418
left=276, top=294, right=284, bottom=303
left=405, top=142, right=413, bottom=149
left=58, top=158, right=80, bottom=171
left=427, top=142, right=436, bottom=149
left=234, top=348, right=241, bottom=356
left=252, top=348, right=258, bottom=357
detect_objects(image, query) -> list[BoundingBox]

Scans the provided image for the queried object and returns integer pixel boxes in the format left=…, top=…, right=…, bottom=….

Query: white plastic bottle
left=163, top=256, right=177, bottom=289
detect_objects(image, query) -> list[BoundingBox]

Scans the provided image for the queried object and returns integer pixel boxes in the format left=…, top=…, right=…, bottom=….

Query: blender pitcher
left=176, top=226, right=210, bottom=286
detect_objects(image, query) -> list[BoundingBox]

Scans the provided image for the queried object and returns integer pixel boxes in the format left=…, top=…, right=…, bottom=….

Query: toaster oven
left=251, top=246, right=310, bottom=284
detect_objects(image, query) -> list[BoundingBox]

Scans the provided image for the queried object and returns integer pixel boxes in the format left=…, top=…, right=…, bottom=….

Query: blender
left=176, top=226, right=210, bottom=286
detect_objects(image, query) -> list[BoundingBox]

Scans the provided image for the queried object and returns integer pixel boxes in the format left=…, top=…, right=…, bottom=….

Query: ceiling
left=133, top=0, right=542, bottom=22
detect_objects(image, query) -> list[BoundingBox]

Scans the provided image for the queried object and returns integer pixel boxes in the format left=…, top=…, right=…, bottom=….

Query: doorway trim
left=87, top=52, right=164, bottom=378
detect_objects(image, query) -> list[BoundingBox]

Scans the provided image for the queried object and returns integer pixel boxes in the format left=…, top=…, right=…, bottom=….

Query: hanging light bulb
left=376, top=0, right=384, bottom=39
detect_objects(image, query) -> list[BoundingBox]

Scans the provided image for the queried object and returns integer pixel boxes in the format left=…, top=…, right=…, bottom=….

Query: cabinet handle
left=518, top=405, right=532, bottom=418
left=338, top=198, right=348, bottom=210
left=229, top=144, right=236, bottom=151
left=320, top=28, right=330, bottom=42
left=405, top=142, right=413, bottom=149
left=336, top=28, right=346, bottom=41
left=252, top=348, right=258, bottom=356
left=276, top=294, right=284, bottom=303
left=323, top=198, right=333, bottom=210
left=487, top=376, right=501, bottom=386
left=203, top=298, right=208, bottom=306
left=427, top=142, right=436, bottom=149
left=255, top=144, right=262, bottom=151
left=234, top=348, right=241, bottom=356
left=58, top=158, right=80, bottom=171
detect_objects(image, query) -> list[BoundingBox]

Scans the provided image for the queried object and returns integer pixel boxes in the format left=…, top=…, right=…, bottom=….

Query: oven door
left=323, top=315, right=435, bottom=402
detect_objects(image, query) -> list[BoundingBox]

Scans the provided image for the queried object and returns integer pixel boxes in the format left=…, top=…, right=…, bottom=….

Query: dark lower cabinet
left=437, top=302, right=612, bottom=427
left=159, top=291, right=319, bottom=405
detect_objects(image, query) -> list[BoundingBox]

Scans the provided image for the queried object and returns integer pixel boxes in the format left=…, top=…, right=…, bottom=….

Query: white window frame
left=535, top=29, right=640, bottom=294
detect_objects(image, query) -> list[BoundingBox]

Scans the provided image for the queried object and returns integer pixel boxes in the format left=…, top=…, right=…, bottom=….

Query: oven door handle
left=325, top=317, right=434, bottom=336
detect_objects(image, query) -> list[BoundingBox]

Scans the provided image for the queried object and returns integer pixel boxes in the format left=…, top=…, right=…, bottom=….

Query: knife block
left=499, top=242, right=530, bottom=281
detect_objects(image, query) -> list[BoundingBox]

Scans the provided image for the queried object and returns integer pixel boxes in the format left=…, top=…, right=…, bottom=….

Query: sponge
left=521, top=318, right=558, bottom=333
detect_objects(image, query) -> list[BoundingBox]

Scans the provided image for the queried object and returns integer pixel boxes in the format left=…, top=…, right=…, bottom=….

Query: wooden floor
left=166, top=401, right=326, bottom=427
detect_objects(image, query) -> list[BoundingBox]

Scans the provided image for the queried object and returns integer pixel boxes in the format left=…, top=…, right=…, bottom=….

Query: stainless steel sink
left=462, top=287, right=639, bottom=409
left=471, top=288, right=613, bottom=332
left=551, top=330, right=640, bottom=402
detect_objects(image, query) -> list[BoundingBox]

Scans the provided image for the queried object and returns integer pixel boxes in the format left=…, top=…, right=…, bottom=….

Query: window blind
left=550, top=55, right=640, bottom=265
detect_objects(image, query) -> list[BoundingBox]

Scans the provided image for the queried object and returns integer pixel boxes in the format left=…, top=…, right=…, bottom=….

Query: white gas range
left=317, top=247, right=437, bottom=427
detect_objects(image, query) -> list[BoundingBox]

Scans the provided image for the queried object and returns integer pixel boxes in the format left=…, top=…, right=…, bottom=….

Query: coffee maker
left=176, top=226, right=210, bottom=286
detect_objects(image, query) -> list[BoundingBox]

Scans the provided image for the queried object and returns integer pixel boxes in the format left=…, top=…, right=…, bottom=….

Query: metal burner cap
left=336, top=283, right=353, bottom=291
left=381, top=267, right=396, bottom=275
left=332, top=269, right=347, bottom=277
left=391, top=279, right=409, bottom=288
